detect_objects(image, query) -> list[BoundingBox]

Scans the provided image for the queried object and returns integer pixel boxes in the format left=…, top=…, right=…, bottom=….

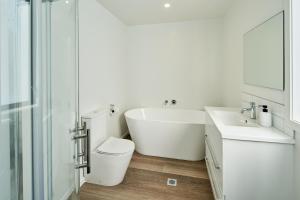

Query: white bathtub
left=125, top=108, right=206, bottom=161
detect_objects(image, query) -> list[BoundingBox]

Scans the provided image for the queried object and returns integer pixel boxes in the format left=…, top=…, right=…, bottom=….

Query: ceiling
left=96, top=0, right=235, bottom=25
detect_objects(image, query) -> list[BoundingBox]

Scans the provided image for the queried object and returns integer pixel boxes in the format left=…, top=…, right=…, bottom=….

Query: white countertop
left=205, top=106, right=295, bottom=144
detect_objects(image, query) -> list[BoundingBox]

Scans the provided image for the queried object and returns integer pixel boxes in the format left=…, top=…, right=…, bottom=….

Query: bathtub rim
left=124, top=107, right=206, bottom=125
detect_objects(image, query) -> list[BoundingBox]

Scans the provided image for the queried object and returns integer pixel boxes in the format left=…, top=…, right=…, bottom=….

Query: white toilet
left=82, top=109, right=135, bottom=186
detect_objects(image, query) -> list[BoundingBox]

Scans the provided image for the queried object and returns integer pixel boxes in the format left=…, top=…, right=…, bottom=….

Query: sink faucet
left=241, top=102, right=256, bottom=119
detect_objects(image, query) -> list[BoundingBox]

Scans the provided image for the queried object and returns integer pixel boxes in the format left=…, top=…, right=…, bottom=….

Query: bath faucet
left=241, top=102, right=256, bottom=119
left=163, top=100, right=169, bottom=106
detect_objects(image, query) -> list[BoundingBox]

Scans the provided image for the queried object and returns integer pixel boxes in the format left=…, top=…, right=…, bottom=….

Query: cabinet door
left=205, top=144, right=223, bottom=199
left=223, top=140, right=294, bottom=200
left=205, top=115, right=223, bottom=167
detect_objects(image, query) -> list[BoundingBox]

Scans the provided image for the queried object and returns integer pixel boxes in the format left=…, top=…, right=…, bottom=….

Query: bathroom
left=1, top=0, right=300, bottom=199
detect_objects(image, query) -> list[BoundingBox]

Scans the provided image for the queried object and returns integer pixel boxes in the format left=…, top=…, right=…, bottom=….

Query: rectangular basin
left=213, top=110, right=258, bottom=127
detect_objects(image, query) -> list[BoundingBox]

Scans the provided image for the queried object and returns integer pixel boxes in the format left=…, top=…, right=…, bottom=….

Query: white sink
left=205, top=106, right=295, bottom=144
left=213, top=110, right=258, bottom=127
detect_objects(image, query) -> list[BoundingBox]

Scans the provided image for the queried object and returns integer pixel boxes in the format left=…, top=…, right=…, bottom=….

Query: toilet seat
left=96, top=137, right=135, bottom=155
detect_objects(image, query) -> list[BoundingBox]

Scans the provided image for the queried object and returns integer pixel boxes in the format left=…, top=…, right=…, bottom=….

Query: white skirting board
left=80, top=177, right=86, bottom=187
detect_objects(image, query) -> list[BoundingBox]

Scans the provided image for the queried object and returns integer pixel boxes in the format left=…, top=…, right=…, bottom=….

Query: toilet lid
left=96, top=137, right=135, bottom=155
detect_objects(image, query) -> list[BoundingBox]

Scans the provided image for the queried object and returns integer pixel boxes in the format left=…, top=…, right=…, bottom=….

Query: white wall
left=79, top=0, right=128, bottom=138
left=222, top=0, right=300, bottom=199
left=126, top=20, right=224, bottom=110
left=222, top=0, right=285, bottom=128
left=79, top=1, right=224, bottom=138
left=222, top=0, right=284, bottom=106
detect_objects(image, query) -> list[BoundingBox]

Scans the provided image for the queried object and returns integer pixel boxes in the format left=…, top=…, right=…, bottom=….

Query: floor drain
left=167, top=178, right=177, bottom=186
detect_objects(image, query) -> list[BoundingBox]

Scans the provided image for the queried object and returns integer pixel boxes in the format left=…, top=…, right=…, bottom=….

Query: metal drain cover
left=167, top=178, right=177, bottom=186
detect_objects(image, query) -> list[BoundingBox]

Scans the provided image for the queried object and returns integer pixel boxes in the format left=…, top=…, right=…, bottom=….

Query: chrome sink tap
left=241, top=102, right=256, bottom=119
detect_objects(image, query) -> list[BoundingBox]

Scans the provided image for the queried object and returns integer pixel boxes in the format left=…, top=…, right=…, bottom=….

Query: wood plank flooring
left=129, top=152, right=209, bottom=179
left=80, top=152, right=214, bottom=200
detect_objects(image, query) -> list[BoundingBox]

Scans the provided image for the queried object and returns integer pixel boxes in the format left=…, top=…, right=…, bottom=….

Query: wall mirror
left=243, top=11, right=284, bottom=90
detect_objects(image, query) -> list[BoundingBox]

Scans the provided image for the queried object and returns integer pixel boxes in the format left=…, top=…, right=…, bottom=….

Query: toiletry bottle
left=259, top=105, right=272, bottom=128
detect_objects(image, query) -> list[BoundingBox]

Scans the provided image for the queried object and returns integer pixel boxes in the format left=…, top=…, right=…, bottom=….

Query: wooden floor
left=80, top=152, right=214, bottom=200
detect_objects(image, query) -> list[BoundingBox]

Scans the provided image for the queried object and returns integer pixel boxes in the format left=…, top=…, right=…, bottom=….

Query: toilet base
left=85, top=151, right=134, bottom=186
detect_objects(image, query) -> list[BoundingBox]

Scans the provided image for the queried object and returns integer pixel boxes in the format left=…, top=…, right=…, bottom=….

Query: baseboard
left=80, top=177, right=86, bottom=187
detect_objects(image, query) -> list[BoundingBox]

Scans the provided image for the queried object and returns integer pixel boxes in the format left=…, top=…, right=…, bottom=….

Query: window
left=291, top=0, right=300, bottom=123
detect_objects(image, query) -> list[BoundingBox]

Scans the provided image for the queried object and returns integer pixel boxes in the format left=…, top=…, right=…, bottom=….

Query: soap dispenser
left=259, top=105, right=272, bottom=128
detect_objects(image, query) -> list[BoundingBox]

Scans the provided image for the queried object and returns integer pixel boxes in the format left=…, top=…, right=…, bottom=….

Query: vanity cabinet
left=205, top=113, right=294, bottom=200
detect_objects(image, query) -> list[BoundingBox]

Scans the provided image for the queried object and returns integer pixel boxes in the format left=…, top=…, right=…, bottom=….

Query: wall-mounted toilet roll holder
left=110, top=104, right=116, bottom=116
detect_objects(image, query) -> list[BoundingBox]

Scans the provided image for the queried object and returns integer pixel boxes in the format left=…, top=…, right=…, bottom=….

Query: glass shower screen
left=0, top=0, right=32, bottom=199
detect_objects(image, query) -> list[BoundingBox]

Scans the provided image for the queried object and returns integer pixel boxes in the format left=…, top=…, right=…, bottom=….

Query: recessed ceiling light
left=65, top=0, right=69, bottom=4
left=164, top=3, right=171, bottom=8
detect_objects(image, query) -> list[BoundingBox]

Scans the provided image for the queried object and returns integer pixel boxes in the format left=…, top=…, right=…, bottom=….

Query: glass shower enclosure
left=0, top=0, right=81, bottom=199
left=0, top=0, right=33, bottom=199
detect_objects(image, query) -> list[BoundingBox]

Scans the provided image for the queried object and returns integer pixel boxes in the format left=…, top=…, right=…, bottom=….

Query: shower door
left=31, top=0, right=82, bottom=199
left=1, top=0, right=82, bottom=199
left=44, top=0, right=82, bottom=199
